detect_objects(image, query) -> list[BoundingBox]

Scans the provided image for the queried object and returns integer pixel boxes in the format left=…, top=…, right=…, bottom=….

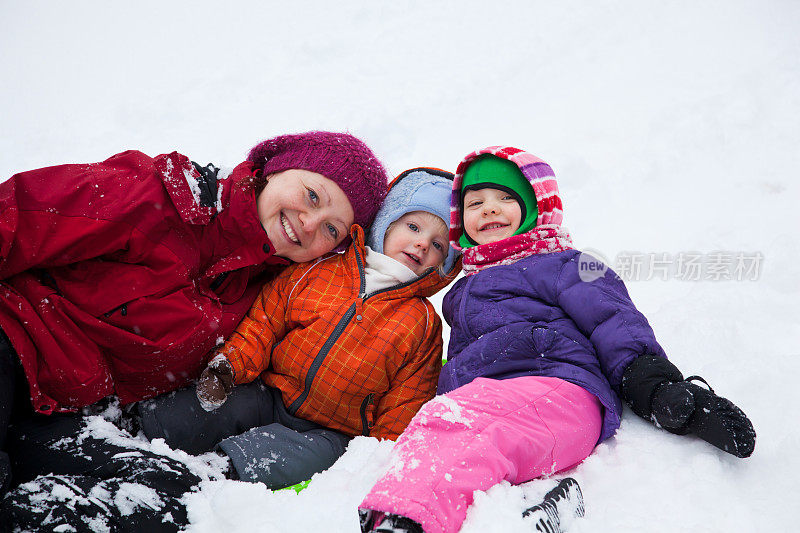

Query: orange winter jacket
left=217, top=225, right=460, bottom=440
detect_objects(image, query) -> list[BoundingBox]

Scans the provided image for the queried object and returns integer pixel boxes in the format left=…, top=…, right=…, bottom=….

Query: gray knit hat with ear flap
left=366, top=168, right=459, bottom=274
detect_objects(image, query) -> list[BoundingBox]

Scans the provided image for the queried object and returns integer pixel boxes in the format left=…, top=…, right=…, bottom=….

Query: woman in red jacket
left=0, top=131, right=389, bottom=495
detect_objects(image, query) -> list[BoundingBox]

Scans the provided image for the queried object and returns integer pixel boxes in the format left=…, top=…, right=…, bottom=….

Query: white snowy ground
left=2, top=1, right=799, bottom=531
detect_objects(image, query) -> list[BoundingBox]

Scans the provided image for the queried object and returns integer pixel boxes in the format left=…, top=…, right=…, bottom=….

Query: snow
left=182, top=167, right=204, bottom=209
left=111, top=483, right=164, bottom=517
left=423, top=396, right=474, bottom=428
left=181, top=437, right=396, bottom=532
left=1, top=1, right=798, bottom=532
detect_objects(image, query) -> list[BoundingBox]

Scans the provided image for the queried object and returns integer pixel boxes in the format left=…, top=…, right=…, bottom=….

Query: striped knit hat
left=449, top=146, right=563, bottom=251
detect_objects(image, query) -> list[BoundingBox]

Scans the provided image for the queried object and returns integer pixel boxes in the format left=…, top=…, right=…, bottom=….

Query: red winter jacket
left=0, top=150, right=288, bottom=414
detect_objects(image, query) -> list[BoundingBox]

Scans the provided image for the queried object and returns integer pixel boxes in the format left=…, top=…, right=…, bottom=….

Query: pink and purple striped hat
left=449, top=146, right=563, bottom=250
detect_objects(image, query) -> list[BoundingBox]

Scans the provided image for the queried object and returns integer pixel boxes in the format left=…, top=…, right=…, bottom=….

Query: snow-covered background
left=2, top=1, right=798, bottom=531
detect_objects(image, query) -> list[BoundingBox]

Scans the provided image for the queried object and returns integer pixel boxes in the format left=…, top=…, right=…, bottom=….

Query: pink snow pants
left=359, top=376, right=602, bottom=533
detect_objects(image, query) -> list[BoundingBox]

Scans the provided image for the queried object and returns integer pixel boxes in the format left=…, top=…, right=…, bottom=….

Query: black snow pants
left=139, top=381, right=351, bottom=489
left=0, top=413, right=201, bottom=533
left=0, top=328, right=27, bottom=498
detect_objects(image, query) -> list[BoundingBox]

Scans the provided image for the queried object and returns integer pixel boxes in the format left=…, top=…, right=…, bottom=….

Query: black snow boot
left=523, top=478, right=585, bottom=533
left=359, top=509, right=423, bottom=533
left=621, top=354, right=756, bottom=458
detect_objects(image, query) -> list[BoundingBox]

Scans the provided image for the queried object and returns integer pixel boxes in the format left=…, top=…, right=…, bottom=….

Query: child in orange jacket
left=137, top=168, right=461, bottom=490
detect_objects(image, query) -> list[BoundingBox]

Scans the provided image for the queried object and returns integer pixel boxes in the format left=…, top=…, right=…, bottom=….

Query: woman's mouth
left=281, top=213, right=300, bottom=245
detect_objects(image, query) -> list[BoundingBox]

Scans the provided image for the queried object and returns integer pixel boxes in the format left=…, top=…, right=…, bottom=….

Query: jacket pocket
left=359, top=393, right=376, bottom=436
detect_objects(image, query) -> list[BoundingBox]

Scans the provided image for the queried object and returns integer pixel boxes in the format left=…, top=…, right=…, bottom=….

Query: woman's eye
left=326, top=223, right=339, bottom=240
left=308, top=189, right=319, bottom=204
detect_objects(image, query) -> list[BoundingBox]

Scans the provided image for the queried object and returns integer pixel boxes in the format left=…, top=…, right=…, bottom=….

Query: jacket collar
left=203, top=160, right=289, bottom=279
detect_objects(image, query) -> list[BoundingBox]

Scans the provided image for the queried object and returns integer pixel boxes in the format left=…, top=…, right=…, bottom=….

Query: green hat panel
left=458, top=155, right=539, bottom=248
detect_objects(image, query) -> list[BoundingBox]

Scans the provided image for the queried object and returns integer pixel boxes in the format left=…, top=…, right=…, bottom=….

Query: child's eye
left=308, top=188, right=320, bottom=204
left=502, top=195, right=515, bottom=201
left=408, top=223, right=419, bottom=232
left=326, top=223, right=339, bottom=240
left=467, top=200, right=482, bottom=208
left=432, top=241, right=444, bottom=251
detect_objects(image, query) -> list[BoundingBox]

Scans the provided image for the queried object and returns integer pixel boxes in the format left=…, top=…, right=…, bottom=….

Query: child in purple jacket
left=358, top=146, right=756, bottom=533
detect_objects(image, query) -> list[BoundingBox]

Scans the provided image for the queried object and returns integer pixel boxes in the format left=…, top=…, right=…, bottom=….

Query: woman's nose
left=298, top=210, right=323, bottom=232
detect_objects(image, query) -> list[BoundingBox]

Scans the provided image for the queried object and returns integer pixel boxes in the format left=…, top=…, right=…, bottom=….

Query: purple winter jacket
left=439, top=249, right=667, bottom=443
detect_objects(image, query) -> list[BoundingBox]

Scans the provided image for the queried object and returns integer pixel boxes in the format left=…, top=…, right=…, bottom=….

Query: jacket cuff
left=620, top=354, right=683, bottom=419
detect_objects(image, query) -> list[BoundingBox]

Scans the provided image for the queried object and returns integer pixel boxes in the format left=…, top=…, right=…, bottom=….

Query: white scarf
left=363, top=246, right=418, bottom=295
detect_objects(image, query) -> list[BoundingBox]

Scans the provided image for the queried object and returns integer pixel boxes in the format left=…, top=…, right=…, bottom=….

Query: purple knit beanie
left=247, top=131, right=389, bottom=231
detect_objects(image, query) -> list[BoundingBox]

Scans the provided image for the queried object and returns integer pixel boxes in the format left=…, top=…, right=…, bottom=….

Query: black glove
left=621, top=355, right=756, bottom=458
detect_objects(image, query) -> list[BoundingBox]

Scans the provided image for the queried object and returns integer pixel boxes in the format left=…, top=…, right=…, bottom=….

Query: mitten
left=196, top=354, right=234, bottom=412
left=652, top=377, right=756, bottom=458
left=621, top=354, right=756, bottom=458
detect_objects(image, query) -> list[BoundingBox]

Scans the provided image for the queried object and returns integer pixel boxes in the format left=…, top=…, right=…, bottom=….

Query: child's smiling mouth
left=402, top=252, right=421, bottom=264
left=479, top=222, right=509, bottom=232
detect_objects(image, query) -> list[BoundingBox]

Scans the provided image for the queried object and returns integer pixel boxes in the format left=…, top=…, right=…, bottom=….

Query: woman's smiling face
left=256, top=169, right=354, bottom=263
left=462, top=187, right=522, bottom=245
